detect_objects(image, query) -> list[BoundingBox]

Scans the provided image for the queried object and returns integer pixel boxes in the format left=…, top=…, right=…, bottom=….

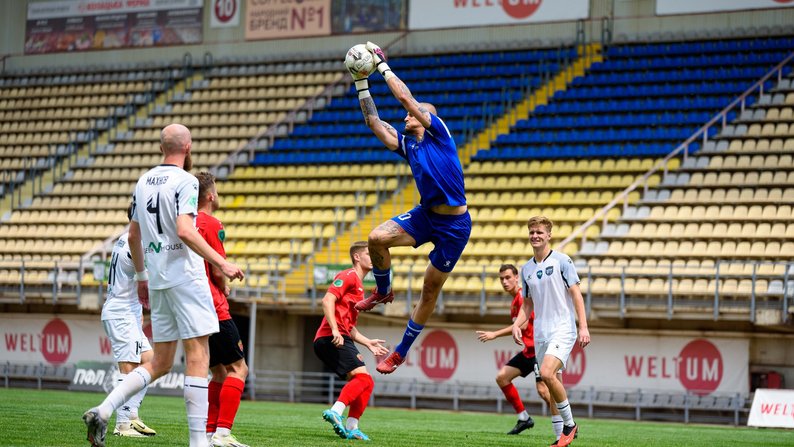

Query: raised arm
left=366, top=41, right=432, bottom=129
left=358, top=95, right=400, bottom=150
left=348, top=45, right=400, bottom=151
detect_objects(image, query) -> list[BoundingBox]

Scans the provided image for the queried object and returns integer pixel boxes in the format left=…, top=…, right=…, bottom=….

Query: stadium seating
left=574, top=42, right=794, bottom=317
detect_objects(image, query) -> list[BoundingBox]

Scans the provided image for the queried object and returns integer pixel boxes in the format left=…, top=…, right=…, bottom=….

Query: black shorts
left=313, top=335, right=365, bottom=379
left=506, top=353, right=541, bottom=382
left=209, top=319, right=245, bottom=367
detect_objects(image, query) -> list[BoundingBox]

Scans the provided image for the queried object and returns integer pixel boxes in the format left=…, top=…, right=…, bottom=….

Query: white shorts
left=150, top=277, right=219, bottom=342
left=103, top=315, right=152, bottom=363
left=535, top=332, right=577, bottom=371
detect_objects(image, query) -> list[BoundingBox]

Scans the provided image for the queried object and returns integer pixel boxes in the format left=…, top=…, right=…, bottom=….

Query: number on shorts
left=397, top=212, right=412, bottom=221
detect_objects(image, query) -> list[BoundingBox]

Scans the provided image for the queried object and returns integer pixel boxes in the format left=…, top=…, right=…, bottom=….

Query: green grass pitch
left=0, top=388, right=791, bottom=446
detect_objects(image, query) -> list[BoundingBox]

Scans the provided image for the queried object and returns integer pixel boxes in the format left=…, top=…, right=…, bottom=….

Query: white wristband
left=358, top=89, right=371, bottom=99
left=134, top=271, right=149, bottom=281
left=354, top=79, right=369, bottom=92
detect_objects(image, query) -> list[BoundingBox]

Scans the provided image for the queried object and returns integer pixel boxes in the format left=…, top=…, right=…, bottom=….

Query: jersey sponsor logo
left=145, top=242, right=185, bottom=254
left=333, top=279, right=344, bottom=287
left=218, top=229, right=225, bottom=242
left=545, top=266, right=554, bottom=276
left=536, top=270, right=543, bottom=279
left=145, top=175, right=169, bottom=186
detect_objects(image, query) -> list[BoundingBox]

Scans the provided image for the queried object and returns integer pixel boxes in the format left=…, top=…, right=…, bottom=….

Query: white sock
left=552, top=415, right=564, bottom=440
left=517, top=410, right=529, bottom=421
left=215, top=427, right=231, bottom=437
left=331, top=401, right=346, bottom=415
left=556, top=400, right=575, bottom=427
left=114, top=375, right=131, bottom=424
left=184, top=376, right=210, bottom=447
left=127, top=385, right=149, bottom=420
left=98, top=367, right=150, bottom=421
left=346, top=417, right=359, bottom=431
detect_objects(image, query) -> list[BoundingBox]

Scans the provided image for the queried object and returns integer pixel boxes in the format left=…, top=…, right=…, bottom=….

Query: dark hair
left=126, top=202, right=134, bottom=222
left=499, top=264, right=518, bottom=275
left=350, top=241, right=368, bottom=264
left=196, top=171, right=216, bottom=205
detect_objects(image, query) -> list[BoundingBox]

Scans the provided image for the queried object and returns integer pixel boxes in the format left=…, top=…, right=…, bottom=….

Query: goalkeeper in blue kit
left=349, top=42, right=471, bottom=374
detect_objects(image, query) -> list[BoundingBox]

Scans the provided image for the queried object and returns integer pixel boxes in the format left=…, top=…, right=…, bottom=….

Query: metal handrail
left=558, top=50, right=794, bottom=251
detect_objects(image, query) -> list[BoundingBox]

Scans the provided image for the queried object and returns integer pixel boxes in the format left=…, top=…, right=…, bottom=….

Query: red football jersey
left=315, top=268, right=364, bottom=340
left=196, top=211, right=231, bottom=321
left=510, top=289, right=536, bottom=358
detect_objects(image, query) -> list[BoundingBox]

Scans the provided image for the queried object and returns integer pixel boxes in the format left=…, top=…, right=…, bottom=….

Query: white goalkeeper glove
left=347, top=65, right=371, bottom=99
left=366, top=41, right=395, bottom=81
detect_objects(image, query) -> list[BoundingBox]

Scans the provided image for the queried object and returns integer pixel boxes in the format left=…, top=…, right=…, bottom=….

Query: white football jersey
left=131, top=164, right=206, bottom=290
left=521, top=250, right=581, bottom=342
left=101, top=232, right=142, bottom=321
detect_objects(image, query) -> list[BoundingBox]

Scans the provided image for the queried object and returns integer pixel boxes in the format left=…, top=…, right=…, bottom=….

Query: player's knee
left=495, top=374, right=510, bottom=387
left=368, top=230, right=387, bottom=247
left=539, top=368, right=558, bottom=384
left=150, top=358, right=173, bottom=378
left=231, top=360, right=248, bottom=380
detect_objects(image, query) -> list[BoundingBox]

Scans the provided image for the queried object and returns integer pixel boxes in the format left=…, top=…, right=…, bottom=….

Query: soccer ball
left=345, top=44, right=375, bottom=78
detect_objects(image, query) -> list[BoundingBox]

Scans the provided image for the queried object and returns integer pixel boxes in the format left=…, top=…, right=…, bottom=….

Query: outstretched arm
left=367, top=41, right=432, bottom=129
left=359, top=95, right=399, bottom=150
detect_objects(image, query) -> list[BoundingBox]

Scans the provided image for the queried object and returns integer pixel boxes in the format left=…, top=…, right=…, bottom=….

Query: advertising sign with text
left=656, top=0, right=794, bottom=15
left=408, top=0, right=589, bottom=30
left=356, top=325, right=749, bottom=395
left=747, top=389, right=794, bottom=428
left=246, top=0, right=330, bottom=40
left=25, top=0, right=203, bottom=54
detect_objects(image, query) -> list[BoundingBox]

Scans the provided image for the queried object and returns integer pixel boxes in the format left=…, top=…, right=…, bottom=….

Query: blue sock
left=372, top=267, right=391, bottom=295
left=395, top=319, right=424, bottom=358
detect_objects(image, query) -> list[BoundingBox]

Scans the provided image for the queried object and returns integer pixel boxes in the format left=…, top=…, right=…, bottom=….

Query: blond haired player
left=513, top=216, right=590, bottom=447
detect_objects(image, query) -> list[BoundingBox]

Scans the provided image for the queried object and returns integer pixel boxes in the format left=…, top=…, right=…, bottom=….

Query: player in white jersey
left=100, top=204, right=157, bottom=438
left=512, top=216, right=590, bottom=447
left=84, top=123, right=245, bottom=447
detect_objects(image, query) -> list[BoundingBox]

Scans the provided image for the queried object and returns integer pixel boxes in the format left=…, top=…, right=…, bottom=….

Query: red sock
left=347, top=374, right=374, bottom=419
left=500, top=383, right=525, bottom=414
left=337, top=373, right=370, bottom=406
left=217, top=376, right=245, bottom=430
left=207, top=380, right=222, bottom=433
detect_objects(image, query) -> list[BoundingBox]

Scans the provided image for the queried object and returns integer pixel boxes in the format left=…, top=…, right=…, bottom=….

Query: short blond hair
left=527, top=216, right=553, bottom=233
left=349, top=241, right=368, bottom=264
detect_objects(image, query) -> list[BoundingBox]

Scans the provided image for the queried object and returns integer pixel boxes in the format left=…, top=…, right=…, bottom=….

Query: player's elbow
left=395, top=93, right=412, bottom=108
left=176, top=224, right=193, bottom=241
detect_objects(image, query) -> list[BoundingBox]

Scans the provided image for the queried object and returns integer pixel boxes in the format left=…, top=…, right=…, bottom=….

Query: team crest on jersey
left=545, top=266, right=554, bottom=276
left=218, top=229, right=225, bottom=242
left=333, top=279, right=343, bottom=287
left=536, top=270, right=543, bottom=279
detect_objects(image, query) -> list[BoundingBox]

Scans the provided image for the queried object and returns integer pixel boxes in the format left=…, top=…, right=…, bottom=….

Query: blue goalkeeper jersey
left=395, top=113, right=467, bottom=208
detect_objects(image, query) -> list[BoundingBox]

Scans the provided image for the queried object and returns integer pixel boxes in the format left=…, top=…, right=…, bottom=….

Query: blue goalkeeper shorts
left=391, top=205, right=471, bottom=273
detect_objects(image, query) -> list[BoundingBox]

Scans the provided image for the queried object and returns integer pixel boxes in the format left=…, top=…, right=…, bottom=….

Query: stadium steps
left=459, top=43, right=603, bottom=164
left=283, top=182, right=419, bottom=296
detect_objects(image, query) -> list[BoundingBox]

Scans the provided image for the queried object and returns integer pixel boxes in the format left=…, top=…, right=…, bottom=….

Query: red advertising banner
left=245, top=0, right=331, bottom=40
left=25, top=0, right=203, bottom=54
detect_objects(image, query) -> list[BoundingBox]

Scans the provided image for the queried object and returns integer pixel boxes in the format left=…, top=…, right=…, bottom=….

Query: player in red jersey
left=314, top=241, right=389, bottom=441
left=475, top=264, right=560, bottom=440
left=196, top=171, right=249, bottom=447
